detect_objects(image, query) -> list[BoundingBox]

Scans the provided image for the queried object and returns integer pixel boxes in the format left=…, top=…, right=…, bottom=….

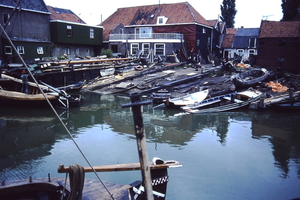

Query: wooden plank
left=57, top=160, right=182, bottom=173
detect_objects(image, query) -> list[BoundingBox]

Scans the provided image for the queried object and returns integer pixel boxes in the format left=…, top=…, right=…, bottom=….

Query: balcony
left=109, top=33, right=183, bottom=42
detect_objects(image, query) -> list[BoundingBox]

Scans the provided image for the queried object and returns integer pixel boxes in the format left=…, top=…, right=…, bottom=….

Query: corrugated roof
left=100, top=2, right=211, bottom=41
left=259, top=20, right=300, bottom=38
left=47, top=6, right=85, bottom=24
left=0, top=0, right=49, bottom=13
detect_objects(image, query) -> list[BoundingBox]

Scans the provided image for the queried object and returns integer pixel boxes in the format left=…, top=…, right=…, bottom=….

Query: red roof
left=221, top=28, right=237, bottom=48
left=259, top=20, right=300, bottom=38
left=47, top=6, right=85, bottom=24
left=100, top=2, right=210, bottom=41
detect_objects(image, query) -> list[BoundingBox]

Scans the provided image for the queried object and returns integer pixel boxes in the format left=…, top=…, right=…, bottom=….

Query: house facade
left=222, top=28, right=259, bottom=64
left=0, top=0, right=52, bottom=64
left=256, top=20, right=300, bottom=72
left=101, top=2, right=220, bottom=64
left=48, top=6, right=103, bottom=59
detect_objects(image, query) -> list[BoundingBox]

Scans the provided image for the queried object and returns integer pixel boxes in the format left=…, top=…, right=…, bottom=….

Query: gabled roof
left=47, top=6, right=85, bottom=24
left=100, top=2, right=211, bottom=40
left=0, top=0, right=49, bottom=14
left=259, top=20, right=300, bottom=38
left=221, top=28, right=237, bottom=49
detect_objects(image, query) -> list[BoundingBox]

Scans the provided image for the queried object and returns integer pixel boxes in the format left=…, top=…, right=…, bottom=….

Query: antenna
left=262, top=15, right=274, bottom=20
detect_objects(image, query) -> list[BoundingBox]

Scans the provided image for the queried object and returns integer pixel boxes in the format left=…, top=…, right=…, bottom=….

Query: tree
left=220, top=0, right=237, bottom=28
left=281, top=0, right=300, bottom=21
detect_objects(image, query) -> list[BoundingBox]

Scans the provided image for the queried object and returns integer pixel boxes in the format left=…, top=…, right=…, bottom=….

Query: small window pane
left=37, top=47, right=44, bottom=54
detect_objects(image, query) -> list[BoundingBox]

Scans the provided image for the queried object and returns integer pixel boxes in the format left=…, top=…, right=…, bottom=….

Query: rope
left=67, top=164, right=85, bottom=200
left=0, top=24, right=114, bottom=199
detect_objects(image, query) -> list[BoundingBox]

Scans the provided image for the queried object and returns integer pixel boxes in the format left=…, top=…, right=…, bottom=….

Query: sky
left=43, top=0, right=283, bottom=28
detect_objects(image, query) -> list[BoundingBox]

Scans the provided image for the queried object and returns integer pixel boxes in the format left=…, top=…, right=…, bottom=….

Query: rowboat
left=181, top=92, right=237, bottom=111
left=164, top=89, right=209, bottom=108
left=187, top=88, right=262, bottom=114
left=270, top=98, right=300, bottom=110
left=232, top=68, right=269, bottom=88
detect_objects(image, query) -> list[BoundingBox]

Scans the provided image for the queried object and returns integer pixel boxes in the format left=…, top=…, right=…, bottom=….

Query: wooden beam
left=57, top=160, right=182, bottom=173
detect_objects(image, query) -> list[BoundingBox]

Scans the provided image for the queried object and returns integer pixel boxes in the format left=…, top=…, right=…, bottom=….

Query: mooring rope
left=67, top=164, right=85, bottom=200
left=0, top=24, right=114, bottom=199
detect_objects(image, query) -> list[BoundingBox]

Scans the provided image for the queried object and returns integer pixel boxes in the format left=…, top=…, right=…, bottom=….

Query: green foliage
left=220, top=0, right=237, bottom=28
left=281, top=0, right=300, bottom=21
left=101, top=49, right=113, bottom=58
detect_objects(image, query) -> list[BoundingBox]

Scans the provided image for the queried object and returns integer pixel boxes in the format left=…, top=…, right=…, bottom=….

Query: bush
left=101, top=49, right=113, bottom=58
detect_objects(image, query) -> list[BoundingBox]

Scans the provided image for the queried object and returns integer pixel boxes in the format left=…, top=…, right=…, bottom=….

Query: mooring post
left=122, top=93, right=154, bottom=200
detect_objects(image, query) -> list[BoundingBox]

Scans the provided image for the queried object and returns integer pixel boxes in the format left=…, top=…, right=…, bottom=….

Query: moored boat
left=187, top=88, right=262, bottom=114
left=152, top=89, right=171, bottom=104
left=232, top=68, right=269, bottom=88
left=164, top=89, right=209, bottom=108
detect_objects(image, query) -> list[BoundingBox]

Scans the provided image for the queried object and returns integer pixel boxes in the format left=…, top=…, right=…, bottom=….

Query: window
left=76, top=48, right=80, bottom=54
left=17, top=46, right=25, bottom=54
left=237, top=49, right=244, bottom=56
left=3, top=13, right=10, bottom=25
left=138, top=27, right=152, bottom=38
left=157, top=16, right=168, bottom=24
left=37, top=47, right=44, bottom=54
left=90, top=28, right=94, bottom=39
left=249, top=49, right=255, bottom=56
left=249, top=38, right=256, bottom=48
left=131, top=43, right=139, bottom=55
left=154, top=43, right=165, bottom=56
left=142, top=43, right=150, bottom=55
left=119, top=28, right=123, bottom=34
left=202, top=28, right=206, bottom=34
left=65, top=47, right=71, bottom=55
left=67, top=25, right=72, bottom=37
left=197, top=39, right=200, bottom=46
left=4, top=46, right=12, bottom=54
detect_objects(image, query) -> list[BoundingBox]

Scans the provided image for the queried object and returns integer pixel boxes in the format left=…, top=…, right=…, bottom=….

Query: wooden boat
left=187, top=88, right=262, bottom=114
left=0, top=74, right=80, bottom=108
left=57, top=80, right=86, bottom=92
left=181, top=92, right=237, bottom=111
left=164, top=89, right=209, bottom=108
left=232, top=68, right=269, bottom=88
left=152, top=89, right=171, bottom=104
left=270, top=98, right=300, bottom=110
left=0, top=160, right=182, bottom=200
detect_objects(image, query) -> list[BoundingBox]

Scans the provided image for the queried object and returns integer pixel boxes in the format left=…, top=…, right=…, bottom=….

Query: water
left=0, top=92, right=300, bottom=200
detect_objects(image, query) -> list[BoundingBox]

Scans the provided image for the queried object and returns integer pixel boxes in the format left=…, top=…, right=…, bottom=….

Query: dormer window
left=157, top=16, right=168, bottom=25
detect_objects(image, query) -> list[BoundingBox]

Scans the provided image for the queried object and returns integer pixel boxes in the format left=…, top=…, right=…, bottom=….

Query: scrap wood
left=265, top=81, right=289, bottom=92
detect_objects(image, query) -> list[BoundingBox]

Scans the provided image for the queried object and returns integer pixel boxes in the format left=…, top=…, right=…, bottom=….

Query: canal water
left=0, top=92, right=300, bottom=200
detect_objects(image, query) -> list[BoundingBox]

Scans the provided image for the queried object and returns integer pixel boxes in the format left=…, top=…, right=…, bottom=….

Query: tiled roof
left=221, top=28, right=237, bottom=48
left=259, top=20, right=300, bottom=38
left=100, top=2, right=211, bottom=40
left=47, top=6, right=85, bottom=24
left=0, top=0, right=49, bottom=13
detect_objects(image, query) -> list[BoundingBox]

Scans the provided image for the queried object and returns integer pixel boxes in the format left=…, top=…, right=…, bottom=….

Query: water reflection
left=0, top=92, right=300, bottom=199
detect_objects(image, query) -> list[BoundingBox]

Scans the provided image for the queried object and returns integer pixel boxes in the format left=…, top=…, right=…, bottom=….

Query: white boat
left=187, top=88, right=262, bottom=114
left=164, top=89, right=209, bottom=108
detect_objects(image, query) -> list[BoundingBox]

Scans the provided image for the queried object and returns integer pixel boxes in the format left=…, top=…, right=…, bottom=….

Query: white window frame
left=90, top=28, right=94, bottom=39
left=37, top=47, right=44, bottom=54
left=237, top=49, right=244, bottom=57
left=138, top=27, right=152, bottom=38
left=4, top=46, right=12, bottom=54
left=154, top=43, right=165, bottom=56
left=202, top=28, right=206, bottom=34
left=249, top=49, right=256, bottom=56
left=17, top=46, right=25, bottom=54
left=67, top=25, right=72, bottom=37
left=65, top=47, right=71, bottom=55
left=142, top=43, right=150, bottom=55
left=157, top=16, right=168, bottom=25
left=131, top=43, right=139, bottom=55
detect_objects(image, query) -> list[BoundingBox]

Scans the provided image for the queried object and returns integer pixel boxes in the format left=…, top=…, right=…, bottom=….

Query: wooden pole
left=122, top=94, right=154, bottom=200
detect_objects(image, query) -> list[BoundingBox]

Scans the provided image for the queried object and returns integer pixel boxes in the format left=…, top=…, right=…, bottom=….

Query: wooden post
left=122, top=94, right=154, bottom=200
